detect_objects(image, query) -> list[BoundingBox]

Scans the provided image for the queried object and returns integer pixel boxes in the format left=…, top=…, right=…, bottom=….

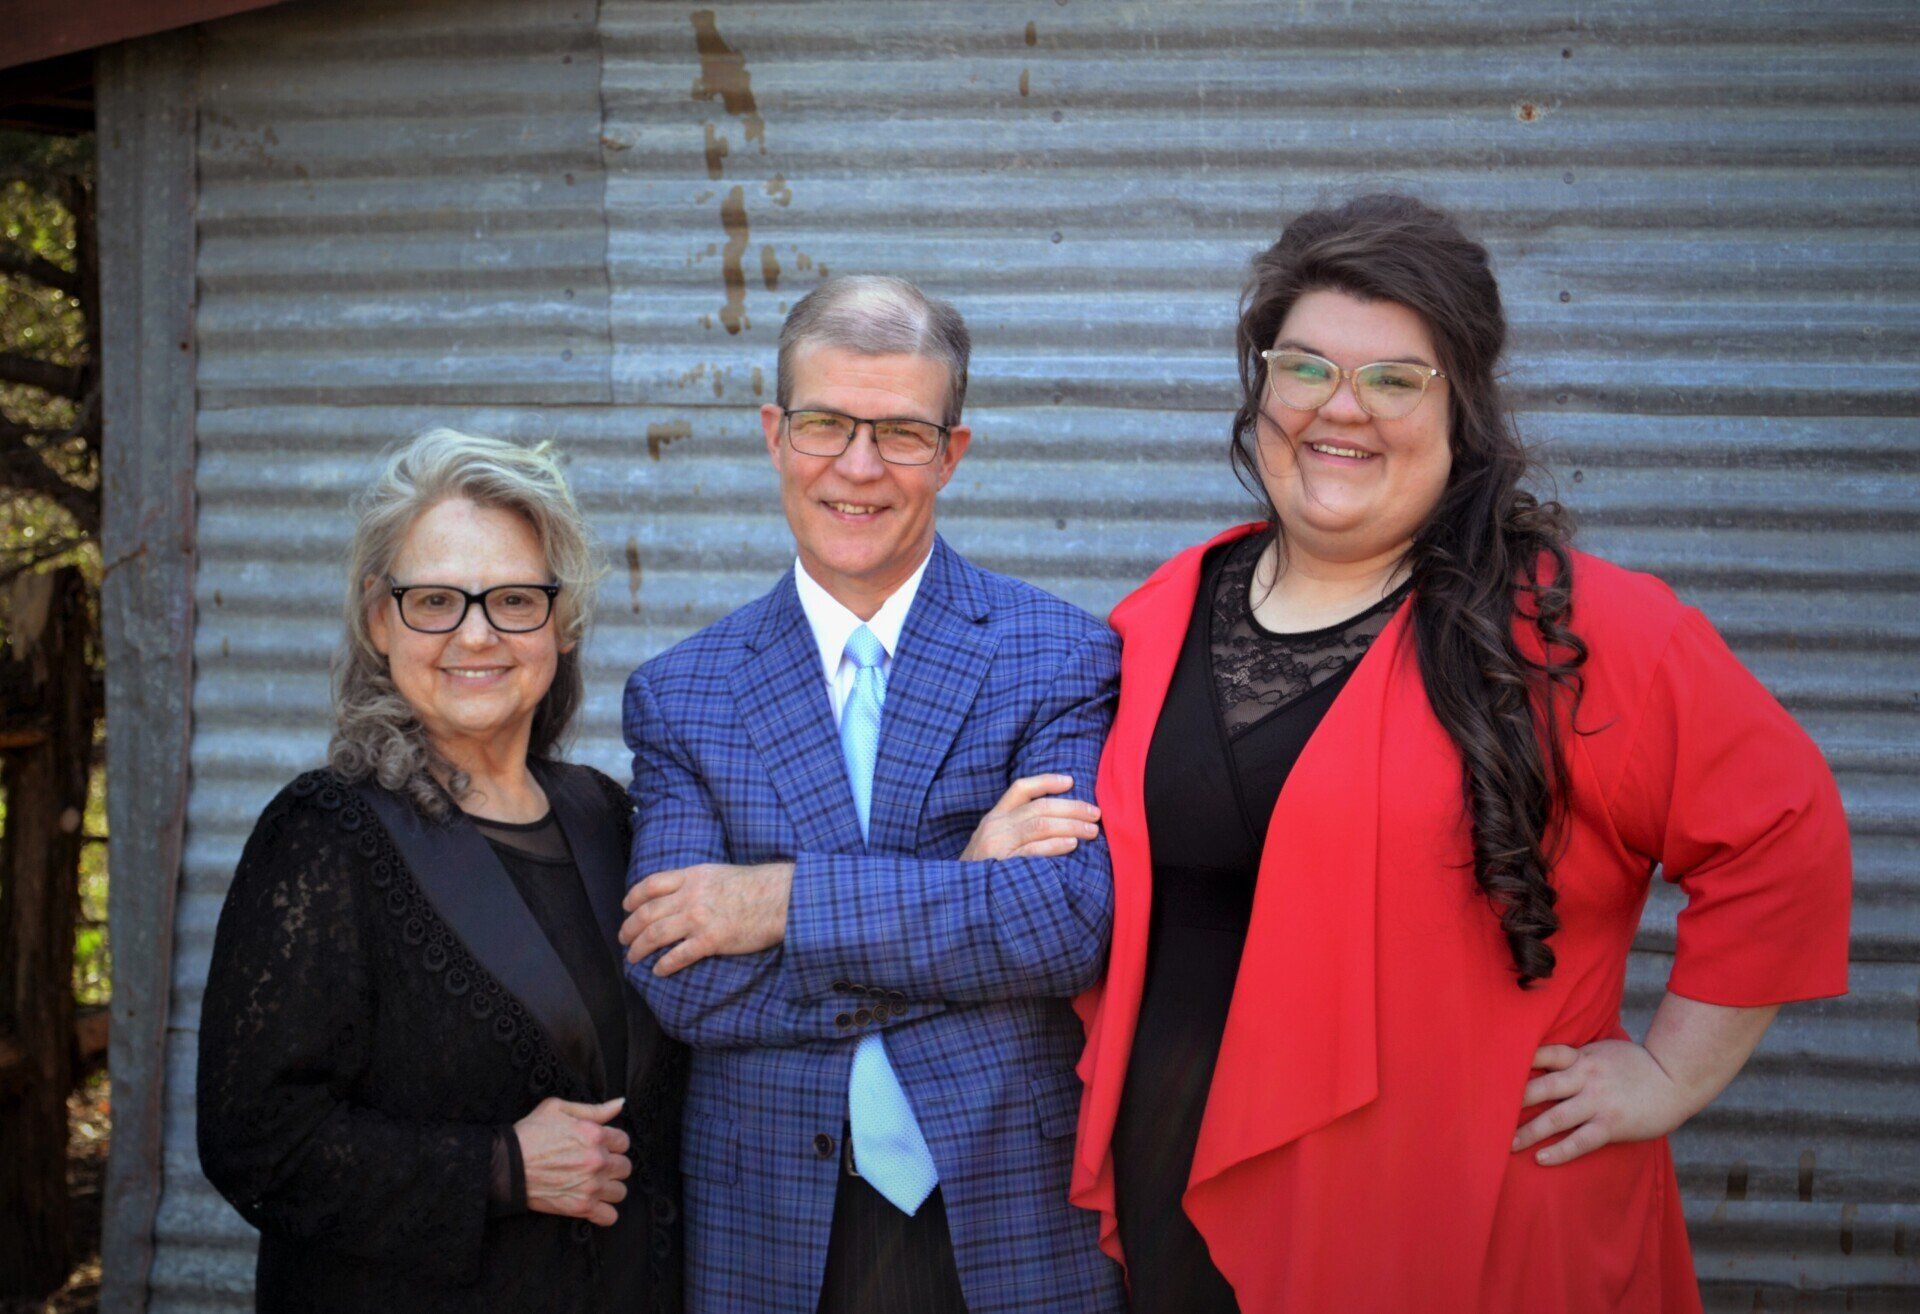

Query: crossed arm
left=620, top=630, right=1119, bottom=1050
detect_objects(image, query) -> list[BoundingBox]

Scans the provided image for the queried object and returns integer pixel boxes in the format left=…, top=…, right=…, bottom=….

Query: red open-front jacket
left=1070, top=523, right=1851, bottom=1313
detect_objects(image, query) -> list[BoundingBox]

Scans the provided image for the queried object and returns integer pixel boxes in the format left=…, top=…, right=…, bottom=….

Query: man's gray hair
left=328, top=427, right=603, bottom=818
left=776, top=275, right=972, bottom=426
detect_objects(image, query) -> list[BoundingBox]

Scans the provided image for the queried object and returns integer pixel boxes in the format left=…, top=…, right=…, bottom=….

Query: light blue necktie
left=839, top=624, right=940, bottom=1215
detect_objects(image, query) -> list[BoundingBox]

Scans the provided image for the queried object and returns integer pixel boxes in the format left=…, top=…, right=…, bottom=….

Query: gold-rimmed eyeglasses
left=781, top=407, right=949, bottom=466
left=1261, top=349, right=1446, bottom=420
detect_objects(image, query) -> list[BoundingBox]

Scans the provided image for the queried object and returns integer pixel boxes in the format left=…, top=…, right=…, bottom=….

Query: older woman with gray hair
left=197, top=429, right=684, bottom=1314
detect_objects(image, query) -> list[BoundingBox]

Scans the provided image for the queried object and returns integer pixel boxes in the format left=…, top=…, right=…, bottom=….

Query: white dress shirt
left=792, top=550, right=930, bottom=726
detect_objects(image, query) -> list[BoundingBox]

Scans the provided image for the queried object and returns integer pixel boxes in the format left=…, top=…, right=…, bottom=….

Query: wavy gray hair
left=328, top=427, right=603, bottom=818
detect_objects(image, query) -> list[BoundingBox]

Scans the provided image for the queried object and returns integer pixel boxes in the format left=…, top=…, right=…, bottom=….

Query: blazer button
left=854, top=1008, right=874, bottom=1026
left=887, top=989, right=906, bottom=1003
left=831, top=979, right=851, bottom=993
left=835, top=1012, right=853, bottom=1030
left=872, top=1004, right=890, bottom=1023
left=814, top=1132, right=836, bottom=1159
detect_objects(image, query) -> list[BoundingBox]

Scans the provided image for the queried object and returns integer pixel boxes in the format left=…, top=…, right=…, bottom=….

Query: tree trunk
left=0, top=566, right=96, bottom=1298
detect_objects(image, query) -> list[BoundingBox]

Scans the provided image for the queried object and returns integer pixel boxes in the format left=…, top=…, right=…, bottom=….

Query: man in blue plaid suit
left=618, top=276, right=1126, bottom=1313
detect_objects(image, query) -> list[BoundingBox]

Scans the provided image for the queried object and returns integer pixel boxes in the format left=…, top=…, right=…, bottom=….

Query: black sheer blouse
left=1112, top=532, right=1409, bottom=1312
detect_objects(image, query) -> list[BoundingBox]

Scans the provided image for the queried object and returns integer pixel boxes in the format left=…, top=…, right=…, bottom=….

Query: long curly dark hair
left=1230, top=193, right=1586, bottom=986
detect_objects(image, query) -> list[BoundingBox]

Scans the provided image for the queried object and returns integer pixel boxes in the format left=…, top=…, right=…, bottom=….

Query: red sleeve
left=1607, top=605, right=1851, bottom=1006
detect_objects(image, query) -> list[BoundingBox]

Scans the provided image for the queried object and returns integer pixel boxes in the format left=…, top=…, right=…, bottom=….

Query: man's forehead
left=787, top=345, right=952, bottom=411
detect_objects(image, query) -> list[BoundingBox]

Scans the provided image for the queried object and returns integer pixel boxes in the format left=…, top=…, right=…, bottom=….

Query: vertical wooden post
left=96, top=28, right=199, bottom=1314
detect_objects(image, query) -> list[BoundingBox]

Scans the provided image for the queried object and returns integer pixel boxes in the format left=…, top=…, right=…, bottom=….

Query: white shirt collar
left=793, top=548, right=931, bottom=681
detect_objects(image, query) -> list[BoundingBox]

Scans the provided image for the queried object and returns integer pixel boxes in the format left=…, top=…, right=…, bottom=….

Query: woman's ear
left=365, top=577, right=393, bottom=656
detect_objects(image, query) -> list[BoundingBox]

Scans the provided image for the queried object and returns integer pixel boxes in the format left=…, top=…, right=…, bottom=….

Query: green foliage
left=1, top=131, right=95, bottom=578
left=0, top=129, right=106, bottom=1006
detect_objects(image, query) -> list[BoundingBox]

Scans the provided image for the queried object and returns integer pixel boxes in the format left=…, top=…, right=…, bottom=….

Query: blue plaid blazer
left=623, top=536, right=1126, bottom=1313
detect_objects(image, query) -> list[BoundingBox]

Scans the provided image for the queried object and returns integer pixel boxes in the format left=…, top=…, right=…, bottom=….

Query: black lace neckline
left=1209, top=532, right=1410, bottom=737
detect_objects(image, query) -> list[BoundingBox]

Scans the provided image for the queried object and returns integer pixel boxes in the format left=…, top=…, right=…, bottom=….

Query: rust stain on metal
left=676, top=362, right=709, bottom=387
left=1020, top=69, right=1030, bottom=97
left=761, top=244, right=782, bottom=292
left=766, top=173, right=793, bottom=206
left=1025, top=20, right=1037, bottom=45
left=646, top=422, right=692, bottom=460
left=751, top=366, right=765, bottom=396
left=1516, top=102, right=1540, bottom=122
left=702, top=123, right=730, bottom=180
left=719, top=184, right=750, bottom=334
left=795, top=251, right=813, bottom=272
left=624, top=536, right=643, bottom=612
left=712, top=369, right=725, bottom=399
left=691, top=10, right=766, bottom=152
left=1725, top=1161, right=1748, bottom=1200
left=1798, top=1149, right=1817, bottom=1202
left=1840, top=1202, right=1857, bottom=1255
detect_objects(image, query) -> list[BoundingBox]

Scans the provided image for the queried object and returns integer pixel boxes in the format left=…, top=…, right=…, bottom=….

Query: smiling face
left=1254, top=288, right=1454, bottom=565
left=367, top=497, right=568, bottom=765
left=761, top=344, right=972, bottom=618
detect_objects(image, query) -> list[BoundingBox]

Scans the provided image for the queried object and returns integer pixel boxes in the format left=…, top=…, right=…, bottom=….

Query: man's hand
left=620, top=861, right=795, bottom=976
left=960, top=774, right=1102, bottom=861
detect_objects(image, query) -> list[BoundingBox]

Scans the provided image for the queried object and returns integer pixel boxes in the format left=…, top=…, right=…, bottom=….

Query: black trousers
left=815, top=1140, right=969, bottom=1314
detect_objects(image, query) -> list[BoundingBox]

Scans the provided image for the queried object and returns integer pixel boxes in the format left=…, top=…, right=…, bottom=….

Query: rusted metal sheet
left=104, top=0, right=1920, bottom=1308
left=95, top=27, right=201, bottom=1314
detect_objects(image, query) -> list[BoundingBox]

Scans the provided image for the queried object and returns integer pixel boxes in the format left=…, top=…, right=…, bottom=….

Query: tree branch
left=0, top=536, right=88, bottom=585
left=0, top=439, right=98, bottom=535
left=0, top=353, right=85, bottom=400
left=0, top=248, right=81, bottom=298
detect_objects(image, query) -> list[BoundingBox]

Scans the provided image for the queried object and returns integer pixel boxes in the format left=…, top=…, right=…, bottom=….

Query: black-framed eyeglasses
left=1261, top=349, right=1447, bottom=420
left=386, top=577, right=561, bottom=634
left=780, top=407, right=949, bottom=466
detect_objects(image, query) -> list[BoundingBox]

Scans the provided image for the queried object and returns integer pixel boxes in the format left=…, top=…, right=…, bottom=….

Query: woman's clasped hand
left=516, top=1097, right=634, bottom=1226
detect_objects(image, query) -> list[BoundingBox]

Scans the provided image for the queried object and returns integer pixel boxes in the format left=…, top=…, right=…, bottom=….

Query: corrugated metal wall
left=140, top=0, right=1918, bottom=1307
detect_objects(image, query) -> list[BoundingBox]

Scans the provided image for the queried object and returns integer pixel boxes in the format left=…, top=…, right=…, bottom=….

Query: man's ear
left=936, top=423, right=971, bottom=489
left=761, top=404, right=785, bottom=465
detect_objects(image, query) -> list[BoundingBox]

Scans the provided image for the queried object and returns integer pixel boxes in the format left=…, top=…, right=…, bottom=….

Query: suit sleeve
left=196, top=795, right=496, bottom=1283
left=1607, top=605, right=1852, bottom=1006
left=781, top=626, right=1120, bottom=1004
left=622, top=668, right=947, bottom=1048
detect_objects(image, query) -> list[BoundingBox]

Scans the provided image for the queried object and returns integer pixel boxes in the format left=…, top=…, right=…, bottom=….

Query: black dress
left=1112, top=532, right=1409, bottom=1312
left=197, top=761, right=687, bottom=1314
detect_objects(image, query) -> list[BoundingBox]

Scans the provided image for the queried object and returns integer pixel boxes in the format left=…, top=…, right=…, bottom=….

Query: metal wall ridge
left=124, top=0, right=1920, bottom=1309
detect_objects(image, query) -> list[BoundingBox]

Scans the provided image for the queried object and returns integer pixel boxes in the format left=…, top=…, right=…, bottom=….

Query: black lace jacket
left=196, top=764, right=686, bottom=1314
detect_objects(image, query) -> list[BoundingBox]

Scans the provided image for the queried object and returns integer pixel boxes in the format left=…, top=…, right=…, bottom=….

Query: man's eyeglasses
left=386, top=578, right=561, bottom=634
left=1261, top=349, right=1447, bottom=421
left=781, top=408, right=949, bottom=466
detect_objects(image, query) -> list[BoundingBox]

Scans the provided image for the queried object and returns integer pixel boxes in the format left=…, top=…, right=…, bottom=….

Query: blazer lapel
left=1071, top=523, right=1262, bottom=1187
left=354, top=780, right=607, bottom=1093
left=534, top=760, right=625, bottom=963
left=1187, top=596, right=1407, bottom=1190
left=535, top=759, right=670, bottom=1099
left=867, top=539, right=998, bottom=856
left=731, top=571, right=867, bottom=856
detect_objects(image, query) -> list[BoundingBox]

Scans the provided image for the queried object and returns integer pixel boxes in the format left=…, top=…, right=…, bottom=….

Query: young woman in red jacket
left=1069, top=194, right=1851, bottom=1313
